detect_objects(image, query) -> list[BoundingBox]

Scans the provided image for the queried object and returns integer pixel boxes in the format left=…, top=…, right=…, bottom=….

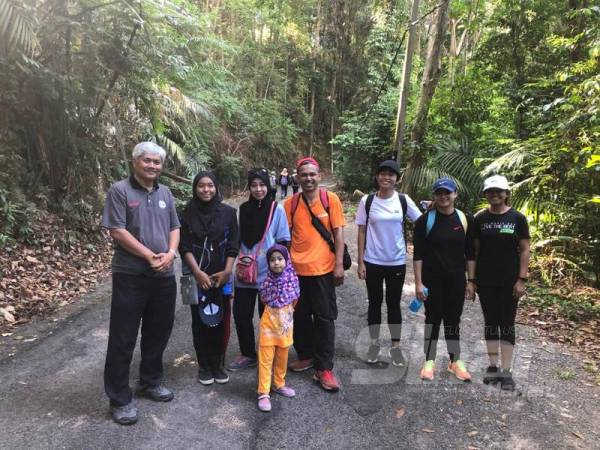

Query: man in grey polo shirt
left=101, top=142, right=180, bottom=425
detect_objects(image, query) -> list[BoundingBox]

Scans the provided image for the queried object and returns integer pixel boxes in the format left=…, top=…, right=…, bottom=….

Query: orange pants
left=257, top=345, right=289, bottom=395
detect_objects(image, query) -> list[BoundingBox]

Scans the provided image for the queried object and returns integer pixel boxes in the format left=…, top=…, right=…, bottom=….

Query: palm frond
left=0, top=0, right=39, bottom=56
left=154, top=134, right=185, bottom=164
left=432, top=138, right=483, bottom=199
left=482, top=146, right=531, bottom=176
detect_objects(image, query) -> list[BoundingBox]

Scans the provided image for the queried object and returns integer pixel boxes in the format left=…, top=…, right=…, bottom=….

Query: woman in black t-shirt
left=413, top=177, right=476, bottom=382
left=474, top=175, right=530, bottom=391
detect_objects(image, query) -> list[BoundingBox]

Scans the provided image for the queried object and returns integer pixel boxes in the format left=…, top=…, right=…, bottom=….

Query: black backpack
left=365, top=192, right=409, bottom=240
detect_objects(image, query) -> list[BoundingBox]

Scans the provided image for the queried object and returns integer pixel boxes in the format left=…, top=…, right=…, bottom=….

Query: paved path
left=1, top=198, right=599, bottom=449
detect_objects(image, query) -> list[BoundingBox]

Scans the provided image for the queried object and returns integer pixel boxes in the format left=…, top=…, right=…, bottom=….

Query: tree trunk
left=402, top=0, right=450, bottom=193
left=393, top=0, right=420, bottom=162
left=308, top=0, right=322, bottom=157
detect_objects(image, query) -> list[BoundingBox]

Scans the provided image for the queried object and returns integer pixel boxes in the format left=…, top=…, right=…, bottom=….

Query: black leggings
left=423, top=272, right=466, bottom=362
left=280, top=185, right=288, bottom=197
left=233, top=287, right=265, bottom=359
left=478, top=285, right=518, bottom=345
left=364, top=262, right=406, bottom=342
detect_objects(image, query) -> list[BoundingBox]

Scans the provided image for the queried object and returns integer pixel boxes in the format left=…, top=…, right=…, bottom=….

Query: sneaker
left=135, top=384, right=174, bottom=402
left=448, top=360, right=472, bottom=382
left=212, top=366, right=230, bottom=384
left=313, top=370, right=340, bottom=392
left=483, top=366, right=500, bottom=385
left=500, top=369, right=516, bottom=391
left=110, top=402, right=138, bottom=425
left=390, top=347, right=406, bottom=367
left=273, top=386, right=296, bottom=398
left=366, top=344, right=380, bottom=364
left=420, top=360, right=435, bottom=381
left=227, top=355, right=257, bottom=372
left=257, top=394, right=271, bottom=412
left=198, top=367, right=215, bottom=385
left=289, top=358, right=314, bottom=372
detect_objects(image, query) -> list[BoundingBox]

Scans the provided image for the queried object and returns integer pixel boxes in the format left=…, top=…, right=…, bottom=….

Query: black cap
left=377, top=160, right=400, bottom=177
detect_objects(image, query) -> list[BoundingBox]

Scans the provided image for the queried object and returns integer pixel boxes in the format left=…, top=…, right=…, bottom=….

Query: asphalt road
left=1, top=206, right=599, bottom=449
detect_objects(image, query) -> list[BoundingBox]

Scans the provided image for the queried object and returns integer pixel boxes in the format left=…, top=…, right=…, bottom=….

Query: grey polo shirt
left=101, top=175, right=180, bottom=277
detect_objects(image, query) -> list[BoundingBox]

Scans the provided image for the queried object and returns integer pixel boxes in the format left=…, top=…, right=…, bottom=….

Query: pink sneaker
left=273, top=386, right=296, bottom=398
left=257, top=394, right=271, bottom=412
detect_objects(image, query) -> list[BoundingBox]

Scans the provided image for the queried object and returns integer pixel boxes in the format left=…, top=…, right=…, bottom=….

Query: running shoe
left=313, top=370, right=340, bottom=392
left=420, top=360, right=435, bottom=381
left=448, top=360, right=472, bottom=382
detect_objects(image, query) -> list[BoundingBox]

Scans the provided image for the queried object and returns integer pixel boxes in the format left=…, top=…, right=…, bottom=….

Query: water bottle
left=409, top=287, right=428, bottom=313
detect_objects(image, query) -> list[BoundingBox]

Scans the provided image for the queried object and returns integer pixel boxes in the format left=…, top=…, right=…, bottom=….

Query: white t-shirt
left=355, top=192, right=422, bottom=265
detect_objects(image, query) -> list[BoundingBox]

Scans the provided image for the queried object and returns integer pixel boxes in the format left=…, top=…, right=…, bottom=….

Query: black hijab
left=183, top=171, right=223, bottom=241
left=239, top=168, right=275, bottom=248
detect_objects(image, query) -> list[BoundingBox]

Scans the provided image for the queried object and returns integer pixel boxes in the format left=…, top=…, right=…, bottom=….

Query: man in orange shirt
left=284, top=157, right=345, bottom=391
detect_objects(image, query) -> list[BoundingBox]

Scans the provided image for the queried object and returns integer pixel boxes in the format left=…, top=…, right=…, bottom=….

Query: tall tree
left=402, top=0, right=450, bottom=193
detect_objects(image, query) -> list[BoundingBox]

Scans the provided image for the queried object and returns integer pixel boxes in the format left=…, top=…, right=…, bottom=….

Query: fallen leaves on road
left=421, top=428, right=434, bottom=433
left=395, top=408, right=405, bottom=418
left=0, top=212, right=112, bottom=334
left=517, top=285, right=600, bottom=364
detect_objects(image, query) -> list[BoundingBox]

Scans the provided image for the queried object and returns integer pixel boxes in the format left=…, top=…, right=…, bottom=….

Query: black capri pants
left=477, top=285, right=518, bottom=346
left=364, top=262, right=406, bottom=342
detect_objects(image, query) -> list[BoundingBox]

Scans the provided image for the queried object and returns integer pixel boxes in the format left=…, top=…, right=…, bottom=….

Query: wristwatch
left=467, top=278, right=477, bottom=283
left=518, top=276, right=528, bottom=282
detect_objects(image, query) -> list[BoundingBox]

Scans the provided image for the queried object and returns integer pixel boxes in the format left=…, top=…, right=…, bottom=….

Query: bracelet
left=467, top=278, right=476, bottom=283
left=519, top=277, right=528, bottom=282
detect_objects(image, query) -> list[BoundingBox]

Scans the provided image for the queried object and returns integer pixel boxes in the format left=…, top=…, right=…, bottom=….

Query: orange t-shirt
left=284, top=191, right=346, bottom=276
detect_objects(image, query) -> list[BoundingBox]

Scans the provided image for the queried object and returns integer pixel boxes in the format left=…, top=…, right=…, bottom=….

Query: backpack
left=365, top=192, right=408, bottom=237
left=290, top=188, right=352, bottom=270
left=425, top=208, right=468, bottom=237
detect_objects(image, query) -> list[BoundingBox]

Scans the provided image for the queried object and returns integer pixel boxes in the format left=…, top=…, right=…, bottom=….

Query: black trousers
left=478, top=285, right=518, bottom=345
left=233, top=287, right=265, bottom=359
left=281, top=185, right=288, bottom=197
left=104, top=273, right=176, bottom=406
left=294, top=273, right=337, bottom=371
left=190, top=296, right=231, bottom=368
left=292, top=186, right=299, bottom=194
left=422, top=271, right=466, bottom=362
left=364, top=262, right=406, bottom=342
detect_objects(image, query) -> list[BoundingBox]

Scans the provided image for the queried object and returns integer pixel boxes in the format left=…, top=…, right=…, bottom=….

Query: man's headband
left=296, top=156, right=320, bottom=170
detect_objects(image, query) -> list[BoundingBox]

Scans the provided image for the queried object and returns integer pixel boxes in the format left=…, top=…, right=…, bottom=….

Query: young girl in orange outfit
left=256, top=244, right=299, bottom=412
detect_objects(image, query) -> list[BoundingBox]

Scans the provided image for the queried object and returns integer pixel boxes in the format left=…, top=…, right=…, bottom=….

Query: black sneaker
left=366, top=344, right=380, bottom=364
left=213, top=366, right=230, bottom=384
left=135, top=384, right=174, bottom=402
left=500, top=369, right=516, bottom=391
left=110, top=402, right=138, bottom=425
left=198, top=367, right=215, bottom=385
left=483, top=366, right=499, bottom=385
left=390, top=347, right=406, bottom=367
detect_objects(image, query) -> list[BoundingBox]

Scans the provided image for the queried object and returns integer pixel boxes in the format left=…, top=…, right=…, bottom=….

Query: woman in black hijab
left=179, top=171, right=239, bottom=385
left=227, top=168, right=291, bottom=371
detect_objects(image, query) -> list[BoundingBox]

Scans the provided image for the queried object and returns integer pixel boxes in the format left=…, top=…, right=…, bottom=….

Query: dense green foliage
left=0, top=0, right=598, bottom=285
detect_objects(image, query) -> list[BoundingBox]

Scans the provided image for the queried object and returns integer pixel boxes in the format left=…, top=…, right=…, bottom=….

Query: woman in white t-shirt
left=356, top=160, right=421, bottom=366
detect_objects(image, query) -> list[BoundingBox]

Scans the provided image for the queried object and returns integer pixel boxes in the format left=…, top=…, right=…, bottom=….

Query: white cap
left=483, top=175, right=510, bottom=192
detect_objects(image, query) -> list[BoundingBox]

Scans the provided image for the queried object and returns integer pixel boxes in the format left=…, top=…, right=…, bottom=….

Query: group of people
left=101, top=142, right=529, bottom=425
left=269, top=168, right=300, bottom=199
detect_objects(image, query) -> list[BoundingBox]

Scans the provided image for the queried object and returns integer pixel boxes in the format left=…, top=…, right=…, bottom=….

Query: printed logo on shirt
left=159, top=200, right=167, bottom=209
left=317, top=213, right=328, bottom=219
left=453, top=225, right=463, bottom=231
left=500, top=228, right=515, bottom=234
left=128, top=200, right=140, bottom=208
